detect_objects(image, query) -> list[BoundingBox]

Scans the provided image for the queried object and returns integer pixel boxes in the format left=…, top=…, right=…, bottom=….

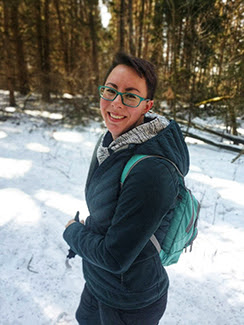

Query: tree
left=0, top=0, right=242, bottom=122
left=53, top=0, right=70, bottom=74
left=128, top=0, right=135, bottom=55
left=33, top=0, right=51, bottom=102
left=10, top=0, right=30, bottom=95
left=119, top=0, right=126, bottom=51
left=87, top=0, right=100, bottom=88
left=2, top=0, right=16, bottom=106
left=137, top=0, right=145, bottom=57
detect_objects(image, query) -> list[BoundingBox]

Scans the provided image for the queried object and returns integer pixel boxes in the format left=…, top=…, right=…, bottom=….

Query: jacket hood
left=134, top=118, right=189, bottom=176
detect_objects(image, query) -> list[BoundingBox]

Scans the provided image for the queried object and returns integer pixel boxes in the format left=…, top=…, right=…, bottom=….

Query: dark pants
left=75, top=284, right=167, bottom=325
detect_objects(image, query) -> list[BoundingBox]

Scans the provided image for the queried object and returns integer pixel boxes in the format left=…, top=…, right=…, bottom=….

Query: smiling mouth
left=109, top=112, right=126, bottom=120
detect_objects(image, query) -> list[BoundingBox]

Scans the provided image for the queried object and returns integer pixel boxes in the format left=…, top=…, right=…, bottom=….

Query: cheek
left=100, top=100, right=108, bottom=117
left=129, top=108, right=144, bottom=121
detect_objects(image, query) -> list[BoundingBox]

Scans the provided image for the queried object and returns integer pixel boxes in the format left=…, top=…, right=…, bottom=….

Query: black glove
left=66, top=211, right=80, bottom=259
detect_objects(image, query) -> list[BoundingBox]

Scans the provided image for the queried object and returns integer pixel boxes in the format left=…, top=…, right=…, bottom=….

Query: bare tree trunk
left=138, top=0, right=145, bottom=57
left=119, top=0, right=125, bottom=51
left=10, top=0, right=30, bottom=95
left=43, top=0, right=51, bottom=101
left=35, top=0, right=51, bottom=102
left=3, top=0, right=16, bottom=106
left=143, top=0, right=153, bottom=59
left=169, top=0, right=177, bottom=118
left=88, top=2, right=99, bottom=87
left=151, top=1, right=164, bottom=66
left=54, top=0, right=69, bottom=73
left=216, top=37, right=226, bottom=93
left=128, top=0, right=135, bottom=55
left=226, top=100, right=238, bottom=136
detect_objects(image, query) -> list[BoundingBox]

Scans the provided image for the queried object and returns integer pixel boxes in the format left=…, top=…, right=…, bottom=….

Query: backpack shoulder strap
left=121, top=154, right=184, bottom=184
left=154, top=155, right=185, bottom=187
left=121, top=154, right=150, bottom=185
left=155, top=156, right=184, bottom=178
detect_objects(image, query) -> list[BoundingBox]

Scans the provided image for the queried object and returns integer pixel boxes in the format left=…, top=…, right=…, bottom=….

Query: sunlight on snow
left=43, top=305, right=67, bottom=323
left=187, top=173, right=244, bottom=206
left=25, top=109, right=63, bottom=120
left=189, top=164, right=202, bottom=172
left=17, top=281, right=60, bottom=322
left=0, top=188, right=41, bottom=226
left=63, top=93, right=73, bottom=99
left=0, top=130, right=7, bottom=139
left=83, top=140, right=96, bottom=148
left=170, top=224, right=244, bottom=293
left=26, top=142, right=50, bottom=153
left=0, top=90, right=9, bottom=95
left=0, top=157, right=32, bottom=179
left=185, top=137, right=204, bottom=145
left=0, top=125, right=21, bottom=134
left=52, top=131, right=83, bottom=143
left=35, top=189, right=88, bottom=217
left=4, top=107, right=16, bottom=113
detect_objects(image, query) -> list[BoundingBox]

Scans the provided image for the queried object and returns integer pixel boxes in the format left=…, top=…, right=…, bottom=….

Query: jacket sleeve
left=63, top=158, right=178, bottom=273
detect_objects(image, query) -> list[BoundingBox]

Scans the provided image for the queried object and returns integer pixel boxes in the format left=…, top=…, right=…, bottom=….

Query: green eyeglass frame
left=98, top=85, right=150, bottom=108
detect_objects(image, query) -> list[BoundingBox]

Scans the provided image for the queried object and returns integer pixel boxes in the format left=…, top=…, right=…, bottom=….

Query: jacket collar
left=97, top=113, right=169, bottom=165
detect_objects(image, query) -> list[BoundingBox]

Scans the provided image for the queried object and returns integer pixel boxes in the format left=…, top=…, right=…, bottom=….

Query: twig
left=200, top=189, right=206, bottom=206
left=27, top=255, right=38, bottom=274
left=212, top=195, right=220, bottom=225
left=182, top=130, right=242, bottom=153
left=231, top=148, right=244, bottom=163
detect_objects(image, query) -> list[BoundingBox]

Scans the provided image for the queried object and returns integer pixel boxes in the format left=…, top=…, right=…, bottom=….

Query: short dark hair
left=103, top=52, right=157, bottom=100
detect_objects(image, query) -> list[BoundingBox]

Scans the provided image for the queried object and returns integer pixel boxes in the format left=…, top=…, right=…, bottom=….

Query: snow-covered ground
left=0, top=113, right=244, bottom=325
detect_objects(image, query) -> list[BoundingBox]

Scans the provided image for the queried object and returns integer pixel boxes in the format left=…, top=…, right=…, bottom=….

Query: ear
left=143, top=100, right=154, bottom=114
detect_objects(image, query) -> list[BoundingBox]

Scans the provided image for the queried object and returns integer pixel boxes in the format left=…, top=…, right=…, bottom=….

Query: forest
left=0, top=0, right=243, bottom=136
left=0, top=2, right=244, bottom=323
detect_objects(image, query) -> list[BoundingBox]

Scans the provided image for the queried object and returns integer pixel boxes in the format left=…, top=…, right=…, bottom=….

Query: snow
left=0, top=114, right=244, bottom=325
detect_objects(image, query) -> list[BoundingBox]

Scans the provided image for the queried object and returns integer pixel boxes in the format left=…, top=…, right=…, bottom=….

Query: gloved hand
left=66, top=211, right=81, bottom=259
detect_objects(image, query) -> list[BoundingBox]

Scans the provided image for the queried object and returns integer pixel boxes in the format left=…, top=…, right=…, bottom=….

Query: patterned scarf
left=97, top=113, right=169, bottom=165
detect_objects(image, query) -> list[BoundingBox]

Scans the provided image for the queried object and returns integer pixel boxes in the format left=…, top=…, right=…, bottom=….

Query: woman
left=63, top=52, right=189, bottom=324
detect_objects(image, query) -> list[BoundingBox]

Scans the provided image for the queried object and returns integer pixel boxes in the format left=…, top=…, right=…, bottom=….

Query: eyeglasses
left=98, top=85, right=149, bottom=108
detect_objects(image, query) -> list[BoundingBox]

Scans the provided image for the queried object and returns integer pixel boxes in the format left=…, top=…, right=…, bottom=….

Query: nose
left=112, top=94, right=124, bottom=108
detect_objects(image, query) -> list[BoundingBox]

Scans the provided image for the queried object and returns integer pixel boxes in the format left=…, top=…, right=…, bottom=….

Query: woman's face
left=100, top=64, right=153, bottom=140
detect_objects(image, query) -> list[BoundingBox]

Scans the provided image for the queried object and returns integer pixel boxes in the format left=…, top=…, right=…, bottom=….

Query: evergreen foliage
left=0, top=0, right=243, bottom=133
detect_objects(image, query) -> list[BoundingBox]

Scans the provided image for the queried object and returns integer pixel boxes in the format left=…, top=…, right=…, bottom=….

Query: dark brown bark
left=138, top=0, right=145, bottom=57
left=42, top=0, right=51, bottom=101
left=128, top=0, right=135, bottom=55
left=54, top=0, right=69, bottom=73
left=10, top=0, right=30, bottom=95
left=3, top=1, right=16, bottom=106
left=226, top=101, right=238, bottom=136
left=35, top=0, right=51, bottom=102
left=88, top=3, right=99, bottom=87
left=165, top=114, right=244, bottom=145
left=182, top=130, right=241, bottom=153
left=119, top=0, right=125, bottom=51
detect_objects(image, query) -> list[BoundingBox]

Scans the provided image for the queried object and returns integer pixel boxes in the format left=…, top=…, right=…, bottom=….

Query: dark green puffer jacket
left=63, top=117, right=189, bottom=310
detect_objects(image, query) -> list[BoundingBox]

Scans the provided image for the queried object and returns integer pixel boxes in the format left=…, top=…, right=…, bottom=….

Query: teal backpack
left=121, top=154, right=200, bottom=266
